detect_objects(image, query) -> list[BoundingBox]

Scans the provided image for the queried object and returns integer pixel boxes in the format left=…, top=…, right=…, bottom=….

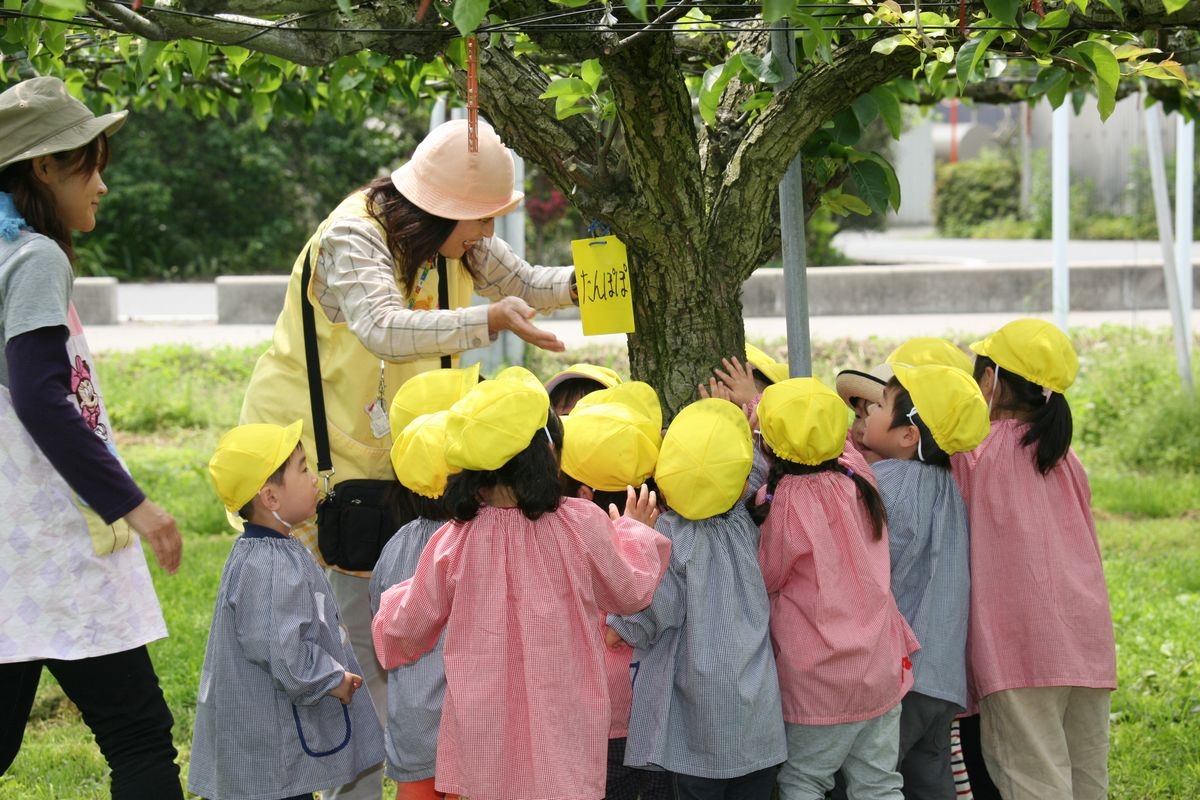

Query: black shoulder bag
left=303, top=249, right=456, bottom=570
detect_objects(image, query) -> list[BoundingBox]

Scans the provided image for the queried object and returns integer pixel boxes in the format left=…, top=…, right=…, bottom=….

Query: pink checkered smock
left=952, top=420, right=1117, bottom=701
left=757, top=471, right=918, bottom=725
left=372, top=498, right=670, bottom=800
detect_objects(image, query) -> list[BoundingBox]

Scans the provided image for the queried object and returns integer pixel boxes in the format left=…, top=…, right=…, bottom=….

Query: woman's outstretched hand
left=487, top=296, right=565, bottom=352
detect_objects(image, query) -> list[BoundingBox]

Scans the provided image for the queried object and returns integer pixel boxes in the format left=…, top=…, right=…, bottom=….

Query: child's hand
left=697, top=376, right=733, bottom=403
left=611, top=484, right=659, bottom=528
left=604, top=625, right=630, bottom=649
left=712, top=356, right=760, bottom=409
left=328, top=671, right=363, bottom=705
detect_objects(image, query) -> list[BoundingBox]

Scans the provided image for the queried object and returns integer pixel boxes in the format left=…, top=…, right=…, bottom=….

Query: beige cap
left=0, top=77, right=127, bottom=171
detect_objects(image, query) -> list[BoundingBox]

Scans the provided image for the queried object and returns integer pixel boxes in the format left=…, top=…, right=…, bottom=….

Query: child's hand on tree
left=328, top=671, right=363, bottom=705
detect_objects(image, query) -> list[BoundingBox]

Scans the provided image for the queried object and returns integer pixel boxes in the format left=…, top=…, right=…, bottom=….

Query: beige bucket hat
left=391, top=118, right=524, bottom=220
left=0, top=77, right=127, bottom=171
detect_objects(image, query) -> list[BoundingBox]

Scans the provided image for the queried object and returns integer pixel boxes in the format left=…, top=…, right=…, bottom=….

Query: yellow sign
left=571, top=234, right=635, bottom=336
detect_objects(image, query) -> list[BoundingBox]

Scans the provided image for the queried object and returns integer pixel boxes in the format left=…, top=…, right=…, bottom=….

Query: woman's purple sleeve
left=6, top=326, right=145, bottom=524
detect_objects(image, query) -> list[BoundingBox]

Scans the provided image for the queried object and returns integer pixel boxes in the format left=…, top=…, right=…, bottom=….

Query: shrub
left=934, top=149, right=1021, bottom=237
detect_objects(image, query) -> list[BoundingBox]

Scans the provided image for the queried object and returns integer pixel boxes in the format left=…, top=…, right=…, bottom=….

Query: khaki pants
left=978, top=687, right=1110, bottom=800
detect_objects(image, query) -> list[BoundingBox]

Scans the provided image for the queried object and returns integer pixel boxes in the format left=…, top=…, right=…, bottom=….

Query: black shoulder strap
left=300, top=246, right=333, bottom=474
left=436, top=254, right=452, bottom=369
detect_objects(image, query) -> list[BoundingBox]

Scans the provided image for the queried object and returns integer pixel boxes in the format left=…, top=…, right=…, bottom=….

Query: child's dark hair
left=746, top=446, right=887, bottom=539
left=236, top=446, right=294, bottom=520
left=363, top=176, right=478, bottom=298
left=548, top=377, right=605, bottom=415
left=974, top=355, right=1072, bottom=474
left=0, top=135, right=111, bottom=264
left=391, top=481, right=451, bottom=528
left=443, top=411, right=564, bottom=522
left=883, top=377, right=950, bottom=469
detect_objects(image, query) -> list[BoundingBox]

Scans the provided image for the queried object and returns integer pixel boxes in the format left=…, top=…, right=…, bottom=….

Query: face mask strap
left=906, top=406, right=925, bottom=463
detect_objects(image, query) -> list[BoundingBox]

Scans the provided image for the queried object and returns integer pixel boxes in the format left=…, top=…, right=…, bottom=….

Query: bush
left=934, top=149, right=1021, bottom=237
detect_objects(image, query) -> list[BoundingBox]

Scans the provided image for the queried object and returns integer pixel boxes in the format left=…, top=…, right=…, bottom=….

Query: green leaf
left=624, top=0, right=648, bottom=22
left=1094, top=0, right=1123, bottom=20
left=871, top=35, right=910, bottom=56
left=1040, top=9, right=1071, bottom=28
left=221, top=46, right=252, bottom=71
left=539, top=77, right=592, bottom=100
left=1046, top=73, right=1071, bottom=108
left=763, top=0, right=793, bottom=23
left=1163, top=0, right=1188, bottom=12
left=851, top=93, right=879, bottom=130
left=180, top=40, right=209, bottom=77
left=698, top=57, right=740, bottom=127
left=335, top=0, right=352, bottom=14
left=984, top=0, right=1019, bottom=26
left=869, top=86, right=903, bottom=139
left=956, top=31, right=998, bottom=91
left=739, top=54, right=781, bottom=85
left=1074, top=40, right=1119, bottom=119
left=1029, top=65, right=1069, bottom=97
left=452, top=0, right=490, bottom=36
left=848, top=159, right=893, bottom=215
left=581, top=59, right=603, bottom=91
left=830, top=107, right=862, bottom=146
left=796, top=13, right=832, bottom=63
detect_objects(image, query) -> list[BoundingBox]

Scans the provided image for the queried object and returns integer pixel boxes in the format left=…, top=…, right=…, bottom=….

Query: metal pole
left=1144, top=105, right=1194, bottom=395
left=771, top=26, right=812, bottom=377
left=1175, top=114, right=1194, bottom=357
left=1051, top=102, right=1070, bottom=331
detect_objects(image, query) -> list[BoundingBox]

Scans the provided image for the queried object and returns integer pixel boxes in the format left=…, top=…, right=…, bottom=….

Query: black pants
left=607, top=737, right=674, bottom=800
left=896, top=692, right=959, bottom=800
left=0, top=646, right=183, bottom=799
left=672, top=764, right=778, bottom=800
left=956, top=714, right=1001, bottom=800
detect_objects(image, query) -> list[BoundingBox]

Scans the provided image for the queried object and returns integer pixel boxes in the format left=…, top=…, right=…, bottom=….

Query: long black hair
left=0, top=134, right=111, bottom=264
left=974, top=355, right=1073, bottom=474
left=746, top=444, right=887, bottom=540
left=883, top=377, right=950, bottom=469
left=443, top=410, right=565, bottom=522
left=361, top=176, right=480, bottom=299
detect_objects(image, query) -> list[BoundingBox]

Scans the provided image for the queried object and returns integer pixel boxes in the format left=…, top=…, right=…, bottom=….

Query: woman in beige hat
left=0, top=77, right=184, bottom=796
left=239, top=117, right=578, bottom=800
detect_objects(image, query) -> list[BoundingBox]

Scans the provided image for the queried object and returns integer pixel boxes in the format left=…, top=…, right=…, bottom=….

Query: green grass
left=3, top=329, right=1199, bottom=798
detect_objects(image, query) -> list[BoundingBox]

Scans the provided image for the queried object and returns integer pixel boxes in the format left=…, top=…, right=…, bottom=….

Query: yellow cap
left=388, top=364, right=481, bottom=441
left=969, top=318, right=1078, bottom=394
left=391, top=411, right=456, bottom=498
left=886, top=337, right=974, bottom=374
left=744, top=343, right=789, bottom=385
left=562, top=403, right=659, bottom=491
left=571, top=381, right=663, bottom=446
left=446, top=367, right=550, bottom=471
left=891, top=363, right=991, bottom=455
left=655, top=399, right=753, bottom=520
left=208, top=420, right=303, bottom=513
left=544, top=363, right=623, bottom=394
left=758, top=378, right=848, bottom=465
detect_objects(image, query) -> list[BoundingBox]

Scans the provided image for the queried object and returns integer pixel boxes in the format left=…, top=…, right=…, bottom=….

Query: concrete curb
left=76, top=261, right=1200, bottom=326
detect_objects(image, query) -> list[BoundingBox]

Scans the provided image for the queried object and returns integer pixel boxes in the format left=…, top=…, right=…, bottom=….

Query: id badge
left=366, top=400, right=391, bottom=439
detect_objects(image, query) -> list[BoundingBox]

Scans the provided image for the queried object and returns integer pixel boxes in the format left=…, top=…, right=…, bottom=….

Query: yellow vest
left=240, top=192, right=474, bottom=483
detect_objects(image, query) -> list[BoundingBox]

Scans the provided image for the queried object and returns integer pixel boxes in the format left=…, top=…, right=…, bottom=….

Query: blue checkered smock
left=187, top=524, right=385, bottom=800
left=607, top=505, right=787, bottom=779
left=368, top=517, right=446, bottom=782
left=874, top=459, right=970, bottom=709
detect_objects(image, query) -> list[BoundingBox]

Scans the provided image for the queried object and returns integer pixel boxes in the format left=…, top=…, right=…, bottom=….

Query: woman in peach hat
left=239, top=118, right=578, bottom=800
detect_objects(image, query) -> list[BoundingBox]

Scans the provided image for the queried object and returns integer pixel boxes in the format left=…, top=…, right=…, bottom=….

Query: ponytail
left=745, top=451, right=887, bottom=540
left=975, top=355, right=1073, bottom=474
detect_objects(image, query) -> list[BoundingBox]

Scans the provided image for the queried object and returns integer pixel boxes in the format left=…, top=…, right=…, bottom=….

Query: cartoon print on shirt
left=69, top=354, right=108, bottom=440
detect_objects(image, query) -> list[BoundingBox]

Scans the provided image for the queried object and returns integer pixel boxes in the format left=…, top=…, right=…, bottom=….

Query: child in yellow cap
left=861, top=363, right=989, bottom=800
left=749, top=378, right=917, bottom=800
left=607, top=398, right=786, bottom=800
left=190, top=422, right=385, bottom=800
left=544, top=361, right=623, bottom=415
left=372, top=368, right=670, bottom=800
left=558, top=383, right=672, bottom=800
left=367, top=368, right=477, bottom=800
left=957, top=319, right=1116, bottom=800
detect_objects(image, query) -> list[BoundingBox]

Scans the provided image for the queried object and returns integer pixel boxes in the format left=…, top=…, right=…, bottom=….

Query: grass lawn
left=1, top=331, right=1197, bottom=798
